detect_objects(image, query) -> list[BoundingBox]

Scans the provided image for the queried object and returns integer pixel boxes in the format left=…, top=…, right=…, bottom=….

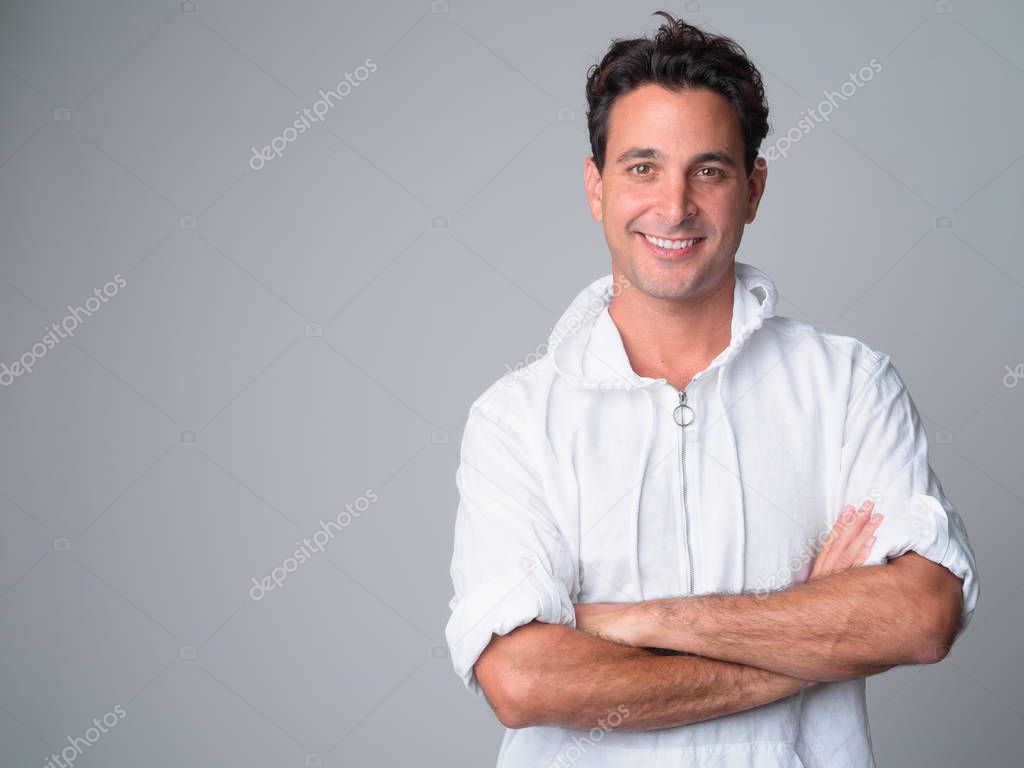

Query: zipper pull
left=674, top=390, right=694, bottom=426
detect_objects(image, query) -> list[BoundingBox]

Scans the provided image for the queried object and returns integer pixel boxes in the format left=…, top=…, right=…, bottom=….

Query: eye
left=697, top=167, right=726, bottom=178
left=628, top=163, right=654, bottom=176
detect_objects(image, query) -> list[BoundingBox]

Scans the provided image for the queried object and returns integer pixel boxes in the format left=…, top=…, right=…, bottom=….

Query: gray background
left=0, top=1, right=1021, bottom=766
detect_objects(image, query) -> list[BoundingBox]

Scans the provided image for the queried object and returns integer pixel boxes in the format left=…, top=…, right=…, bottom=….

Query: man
left=445, top=12, right=979, bottom=767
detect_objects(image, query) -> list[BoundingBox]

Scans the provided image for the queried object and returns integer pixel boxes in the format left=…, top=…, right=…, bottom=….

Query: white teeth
left=643, top=233, right=702, bottom=250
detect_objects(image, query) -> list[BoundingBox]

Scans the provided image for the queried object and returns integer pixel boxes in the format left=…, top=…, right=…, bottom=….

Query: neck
left=607, top=264, right=736, bottom=388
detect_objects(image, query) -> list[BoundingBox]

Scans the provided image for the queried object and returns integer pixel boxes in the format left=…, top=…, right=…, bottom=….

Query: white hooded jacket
left=445, top=261, right=979, bottom=767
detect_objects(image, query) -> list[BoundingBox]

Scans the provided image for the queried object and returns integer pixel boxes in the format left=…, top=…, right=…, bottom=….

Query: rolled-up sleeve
left=836, top=354, right=980, bottom=638
left=444, top=401, right=577, bottom=697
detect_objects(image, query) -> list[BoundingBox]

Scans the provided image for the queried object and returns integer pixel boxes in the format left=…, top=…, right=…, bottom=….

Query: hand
left=573, top=601, right=644, bottom=647
left=809, top=499, right=883, bottom=581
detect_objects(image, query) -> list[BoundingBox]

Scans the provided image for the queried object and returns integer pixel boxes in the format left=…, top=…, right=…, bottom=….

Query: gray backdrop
left=1, top=1, right=1022, bottom=766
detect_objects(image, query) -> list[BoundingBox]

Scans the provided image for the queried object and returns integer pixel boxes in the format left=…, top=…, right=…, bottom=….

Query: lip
left=637, top=232, right=705, bottom=260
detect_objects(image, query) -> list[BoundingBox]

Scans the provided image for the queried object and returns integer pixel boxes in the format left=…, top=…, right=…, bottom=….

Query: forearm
left=638, top=560, right=939, bottom=681
left=476, top=620, right=812, bottom=731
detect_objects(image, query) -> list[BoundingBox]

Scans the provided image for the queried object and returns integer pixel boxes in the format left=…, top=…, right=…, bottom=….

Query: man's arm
left=578, top=550, right=962, bottom=683
left=658, top=551, right=964, bottom=678
left=474, top=500, right=891, bottom=731
left=474, top=620, right=813, bottom=731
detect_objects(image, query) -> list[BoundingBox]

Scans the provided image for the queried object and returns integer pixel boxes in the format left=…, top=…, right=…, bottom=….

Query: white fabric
left=445, top=262, right=980, bottom=767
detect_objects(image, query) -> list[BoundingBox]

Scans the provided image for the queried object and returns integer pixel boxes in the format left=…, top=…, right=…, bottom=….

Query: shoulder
left=464, top=351, right=558, bottom=435
left=761, top=314, right=896, bottom=397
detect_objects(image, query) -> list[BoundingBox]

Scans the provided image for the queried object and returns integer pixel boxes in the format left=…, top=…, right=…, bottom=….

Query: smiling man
left=445, top=12, right=979, bottom=767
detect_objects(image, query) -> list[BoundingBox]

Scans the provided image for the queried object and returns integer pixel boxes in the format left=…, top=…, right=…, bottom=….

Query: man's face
left=584, top=84, right=767, bottom=302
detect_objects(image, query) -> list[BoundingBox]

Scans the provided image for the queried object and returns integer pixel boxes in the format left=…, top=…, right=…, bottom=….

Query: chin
left=628, top=272, right=702, bottom=301
left=631, top=258, right=725, bottom=301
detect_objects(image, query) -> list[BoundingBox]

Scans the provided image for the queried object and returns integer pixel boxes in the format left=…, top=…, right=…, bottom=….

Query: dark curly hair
left=585, top=11, right=770, bottom=177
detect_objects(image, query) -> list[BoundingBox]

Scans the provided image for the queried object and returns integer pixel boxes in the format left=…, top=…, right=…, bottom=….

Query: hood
left=550, top=261, right=778, bottom=390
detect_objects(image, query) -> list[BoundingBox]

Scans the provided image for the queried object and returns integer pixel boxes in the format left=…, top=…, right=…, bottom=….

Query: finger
left=829, top=504, right=857, bottom=538
left=847, top=508, right=882, bottom=562
left=812, top=505, right=849, bottom=576
left=834, top=502, right=878, bottom=569
left=832, top=503, right=869, bottom=549
left=860, top=532, right=878, bottom=557
left=829, top=503, right=863, bottom=544
left=829, top=501, right=871, bottom=550
left=832, top=502, right=872, bottom=569
left=823, top=501, right=872, bottom=572
left=812, top=504, right=856, bottom=578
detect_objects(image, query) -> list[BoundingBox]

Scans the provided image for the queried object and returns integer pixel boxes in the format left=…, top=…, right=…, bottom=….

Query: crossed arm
left=574, top=549, right=963, bottom=682
left=475, top=617, right=814, bottom=731
left=474, top=503, right=965, bottom=731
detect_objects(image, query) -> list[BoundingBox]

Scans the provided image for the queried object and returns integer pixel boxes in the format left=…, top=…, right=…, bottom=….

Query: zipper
left=674, top=389, right=695, bottom=595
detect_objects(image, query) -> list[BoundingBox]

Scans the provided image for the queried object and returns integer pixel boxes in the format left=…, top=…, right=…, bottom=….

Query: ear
left=744, top=156, right=768, bottom=225
left=583, top=156, right=604, bottom=223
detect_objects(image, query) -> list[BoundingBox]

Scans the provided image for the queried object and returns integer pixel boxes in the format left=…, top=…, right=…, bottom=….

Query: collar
left=551, top=261, right=778, bottom=390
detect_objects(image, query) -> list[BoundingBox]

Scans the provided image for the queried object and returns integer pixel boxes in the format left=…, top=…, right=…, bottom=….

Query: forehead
left=605, top=84, right=743, bottom=156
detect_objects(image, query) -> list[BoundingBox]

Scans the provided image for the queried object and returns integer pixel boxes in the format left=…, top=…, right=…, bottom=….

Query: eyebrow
left=614, top=147, right=738, bottom=168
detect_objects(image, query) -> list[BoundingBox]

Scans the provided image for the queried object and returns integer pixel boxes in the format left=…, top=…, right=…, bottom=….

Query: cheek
left=605, top=189, right=651, bottom=228
left=702, top=194, right=744, bottom=232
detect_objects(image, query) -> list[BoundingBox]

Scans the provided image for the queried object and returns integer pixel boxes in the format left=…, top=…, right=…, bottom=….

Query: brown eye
left=630, top=163, right=653, bottom=176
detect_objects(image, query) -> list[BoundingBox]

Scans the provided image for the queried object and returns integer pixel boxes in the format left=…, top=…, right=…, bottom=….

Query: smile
left=639, top=232, right=706, bottom=259
left=642, top=233, right=704, bottom=250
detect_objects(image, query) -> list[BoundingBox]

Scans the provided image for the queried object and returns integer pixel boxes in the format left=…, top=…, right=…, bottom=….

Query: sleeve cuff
left=865, top=493, right=979, bottom=636
left=444, top=556, right=576, bottom=697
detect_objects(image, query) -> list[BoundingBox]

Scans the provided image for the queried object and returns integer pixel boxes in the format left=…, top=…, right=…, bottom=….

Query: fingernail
left=869, top=512, right=882, bottom=524
left=862, top=500, right=875, bottom=511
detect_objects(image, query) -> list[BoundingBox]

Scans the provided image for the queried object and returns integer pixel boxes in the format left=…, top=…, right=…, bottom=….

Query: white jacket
left=445, top=261, right=979, bottom=767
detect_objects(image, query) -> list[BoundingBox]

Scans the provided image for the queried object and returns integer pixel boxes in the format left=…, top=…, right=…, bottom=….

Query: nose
left=655, top=173, right=697, bottom=229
